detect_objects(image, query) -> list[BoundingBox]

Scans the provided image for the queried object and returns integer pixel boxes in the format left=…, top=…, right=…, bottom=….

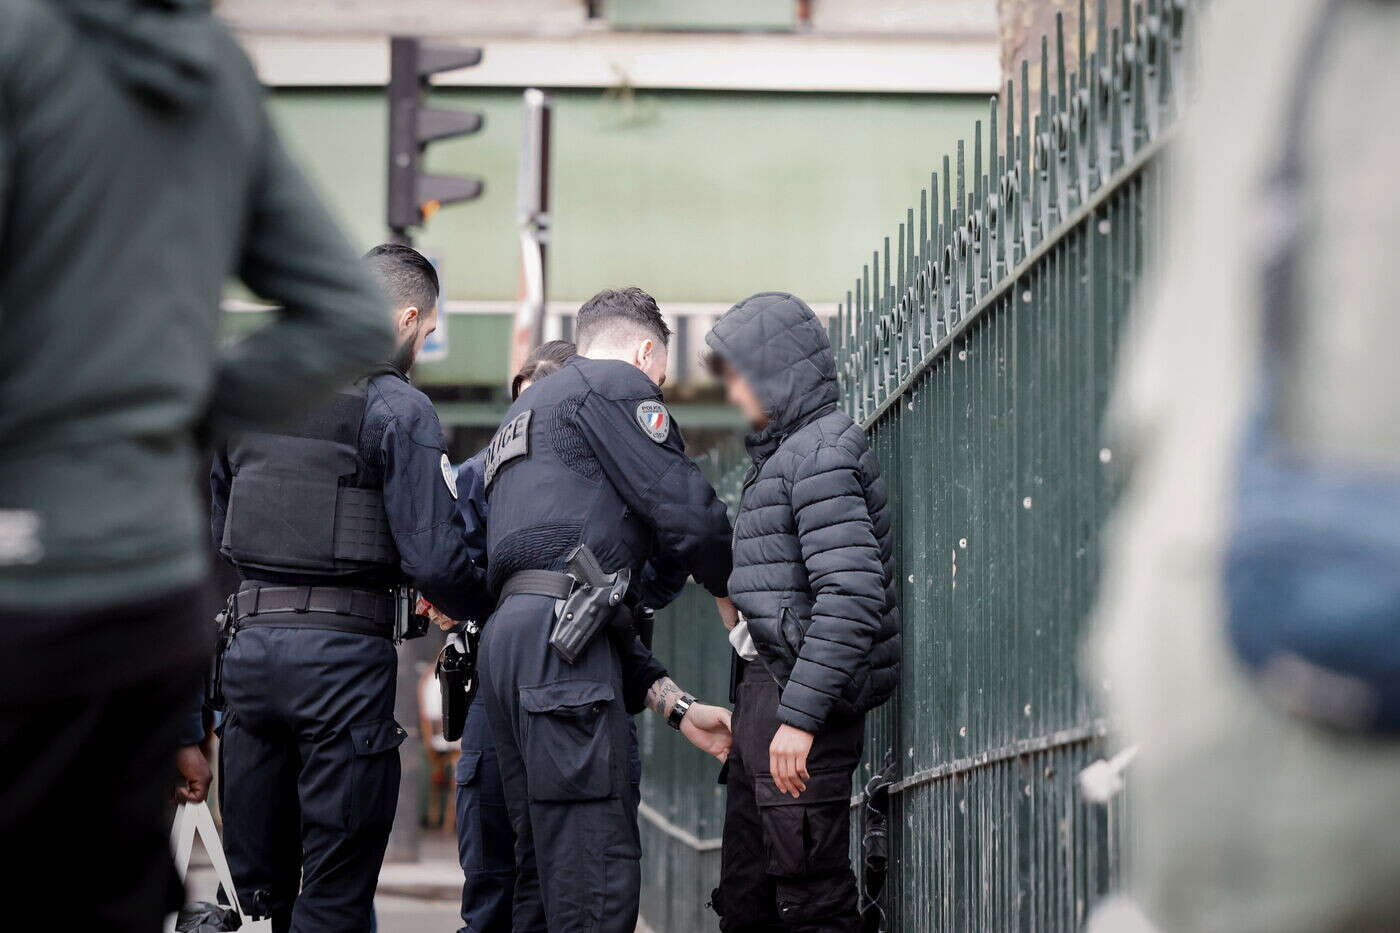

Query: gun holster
left=206, top=595, right=235, bottom=712
left=549, top=544, right=631, bottom=663
left=393, top=585, right=431, bottom=644
left=436, top=619, right=480, bottom=742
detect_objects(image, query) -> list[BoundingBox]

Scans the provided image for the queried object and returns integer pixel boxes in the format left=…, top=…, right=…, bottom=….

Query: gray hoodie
left=0, top=0, right=393, bottom=610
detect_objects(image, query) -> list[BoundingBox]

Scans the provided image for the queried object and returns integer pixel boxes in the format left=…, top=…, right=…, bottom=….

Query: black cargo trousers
left=478, top=591, right=643, bottom=933
left=713, top=660, right=864, bottom=932
left=219, top=606, right=405, bottom=933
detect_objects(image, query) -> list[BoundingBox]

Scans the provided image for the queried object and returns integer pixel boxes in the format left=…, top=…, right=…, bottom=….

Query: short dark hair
left=364, top=243, right=440, bottom=313
left=575, top=287, right=671, bottom=351
left=512, top=340, right=576, bottom=400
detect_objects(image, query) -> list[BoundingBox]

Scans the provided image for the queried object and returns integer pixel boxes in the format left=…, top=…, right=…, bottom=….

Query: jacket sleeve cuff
left=776, top=700, right=825, bottom=734
left=614, top=633, right=668, bottom=715
left=175, top=704, right=207, bottom=747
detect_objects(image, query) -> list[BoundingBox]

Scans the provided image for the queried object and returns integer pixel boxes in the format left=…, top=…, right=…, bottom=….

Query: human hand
left=175, top=745, right=213, bottom=804
left=714, top=596, right=739, bottom=631
left=769, top=724, right=814, bottom=798
left=679, top=703, right=732, bottom=762
left=417, top=596, right=458, bottom=632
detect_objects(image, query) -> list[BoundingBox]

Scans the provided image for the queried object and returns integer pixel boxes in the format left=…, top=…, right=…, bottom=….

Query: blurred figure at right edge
left=1089, top=1, right=1400, bottom=931
left=0, top=2, right=391, bottom=931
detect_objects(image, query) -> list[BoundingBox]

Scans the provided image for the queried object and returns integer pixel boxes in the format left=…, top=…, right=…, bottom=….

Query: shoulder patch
left=636, top=400, right=671, bottom=443
left=440, top=453, right=458, bottom=499
left=484, top=409, right=532, bottom=489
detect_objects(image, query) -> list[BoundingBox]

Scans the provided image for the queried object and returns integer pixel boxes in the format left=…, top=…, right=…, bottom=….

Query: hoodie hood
left=705, top=292, right=840, bottom=453
left=51, top=0, right=216, bottom=110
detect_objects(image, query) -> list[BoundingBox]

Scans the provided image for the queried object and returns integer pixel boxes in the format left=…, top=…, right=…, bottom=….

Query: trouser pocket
left=519, top=679, right=616, bottom=801
left=345, top=718, right=406, bottom=831
left=755, top=767, right=853, bottom=877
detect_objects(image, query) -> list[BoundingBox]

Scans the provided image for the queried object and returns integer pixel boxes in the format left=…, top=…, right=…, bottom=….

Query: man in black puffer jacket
left=704, top=292, right=899, bottom=931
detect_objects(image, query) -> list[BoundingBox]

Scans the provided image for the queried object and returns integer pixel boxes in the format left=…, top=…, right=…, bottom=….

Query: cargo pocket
left=345, top=718, right=406, bottom=831
left=455, top=751, right=485, bottom=871
left=456, top=750, right=482, bottom=786
left=519, top=680, right=615, bottom=801
left=755, top=767, right=853, bottom=877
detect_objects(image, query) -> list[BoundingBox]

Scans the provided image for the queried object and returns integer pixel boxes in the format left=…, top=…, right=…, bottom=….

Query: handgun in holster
left=393, top=585, right=431, bottom=644
left=206, top=594, right=235, bottom=712
left=549, top=543, right=631, bottom=663
left=436, top=618, right=480, bottom=742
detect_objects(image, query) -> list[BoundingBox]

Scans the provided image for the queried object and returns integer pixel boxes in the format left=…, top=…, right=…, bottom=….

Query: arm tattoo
left=645, top=676, right=686, bottom=717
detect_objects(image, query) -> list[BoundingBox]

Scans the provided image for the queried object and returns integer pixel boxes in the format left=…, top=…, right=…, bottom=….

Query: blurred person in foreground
left=0, top=1, right=390, bottom=930
left=1088, top=1, right=1400, bottom=930
left=211, top=245, right=488, bottom=932
left=704, top=293, right=899, bottom=931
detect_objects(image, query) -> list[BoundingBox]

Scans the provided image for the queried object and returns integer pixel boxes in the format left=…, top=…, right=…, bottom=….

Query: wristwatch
left=667, top=693, right=696, bottom=731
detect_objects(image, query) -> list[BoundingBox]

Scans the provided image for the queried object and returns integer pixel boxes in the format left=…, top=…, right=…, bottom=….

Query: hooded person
left=0, top=2, right=391, bottom=930
left=704, top=292, right=900, bottom=932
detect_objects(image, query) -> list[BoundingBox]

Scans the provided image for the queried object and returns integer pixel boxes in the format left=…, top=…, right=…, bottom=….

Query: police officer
left=478, top=286, right=738, bottom=931
left=439, top=339, right=691, bottom=932
left=447, top=340, right=575, bottom=933
left=210, top=244, right=488, bottom=932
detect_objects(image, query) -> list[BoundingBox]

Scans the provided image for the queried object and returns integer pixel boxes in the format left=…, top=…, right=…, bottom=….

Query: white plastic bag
left=166, top=801, right=273, bottom=933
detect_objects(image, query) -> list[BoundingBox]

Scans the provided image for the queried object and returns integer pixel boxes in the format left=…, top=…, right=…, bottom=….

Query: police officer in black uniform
left=210, top=244, right=488, bottom=932
left=438, top=339, right=691, bottom=933
left=478, top=287, right=738, bottom=931
left=447, top=340, right=574, bottom=933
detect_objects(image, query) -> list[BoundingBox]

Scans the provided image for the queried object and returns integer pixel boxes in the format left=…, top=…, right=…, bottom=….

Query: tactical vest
left=220, top=378, right=398, bottom=577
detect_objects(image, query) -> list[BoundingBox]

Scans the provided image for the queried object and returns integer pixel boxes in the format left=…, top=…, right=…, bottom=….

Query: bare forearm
left=645, top=676, right=688, bottom=718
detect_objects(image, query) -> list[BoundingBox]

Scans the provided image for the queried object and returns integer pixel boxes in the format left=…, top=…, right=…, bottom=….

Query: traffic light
left=386, top=37, right=485, bottom=244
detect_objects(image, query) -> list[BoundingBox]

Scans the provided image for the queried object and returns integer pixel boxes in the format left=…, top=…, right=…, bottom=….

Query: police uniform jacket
left=212, top=368, right=486, bottom=621
left=481, top=355, right=732, bottom=694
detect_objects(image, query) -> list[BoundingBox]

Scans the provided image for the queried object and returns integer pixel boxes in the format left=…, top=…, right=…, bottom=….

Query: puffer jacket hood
left=49, top=0, right=216, bottom=110
left=704, top=291, right=840, bottom=447
left=709, top=293, right=900, bottom=732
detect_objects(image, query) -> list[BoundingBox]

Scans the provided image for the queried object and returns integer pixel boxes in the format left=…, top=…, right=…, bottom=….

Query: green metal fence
left=639, top=1, right=1192, bottom=928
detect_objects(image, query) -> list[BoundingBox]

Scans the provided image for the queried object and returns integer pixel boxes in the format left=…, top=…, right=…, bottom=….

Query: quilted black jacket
left=706, top=292, right=900, bottom=732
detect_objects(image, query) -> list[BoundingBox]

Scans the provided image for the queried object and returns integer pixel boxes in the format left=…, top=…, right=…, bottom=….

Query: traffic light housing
left=386, top=37, right=485, bottom=242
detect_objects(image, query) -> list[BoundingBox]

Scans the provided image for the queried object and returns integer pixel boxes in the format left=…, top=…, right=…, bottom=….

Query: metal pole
left=511, top=89, right=553, bottom=377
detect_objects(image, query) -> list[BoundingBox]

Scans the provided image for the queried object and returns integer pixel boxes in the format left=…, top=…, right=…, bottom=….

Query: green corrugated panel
left=603, top=0, right=794, bottom=32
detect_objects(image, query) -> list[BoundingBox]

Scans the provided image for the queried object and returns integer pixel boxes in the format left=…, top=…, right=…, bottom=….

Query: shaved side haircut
left=364, top=243, right=440, bottom=313
left=575, top=286, right=672, bottom=354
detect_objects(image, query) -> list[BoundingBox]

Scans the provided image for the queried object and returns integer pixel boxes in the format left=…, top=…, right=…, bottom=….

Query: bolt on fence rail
left=638, top=1, right=1198, bottom=929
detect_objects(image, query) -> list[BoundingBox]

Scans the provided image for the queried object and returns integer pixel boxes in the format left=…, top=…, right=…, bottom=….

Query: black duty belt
left=232, top=585, right=396, bottom=639
left=498, top=570, right=574, bottom=602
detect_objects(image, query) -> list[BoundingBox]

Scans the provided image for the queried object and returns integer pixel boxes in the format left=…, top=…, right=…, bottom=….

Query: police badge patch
left=484, top=409, right=532, bottom=489
left=636, top=400, right=670, bottom=443
left=440, top=453, right=458, bottom=499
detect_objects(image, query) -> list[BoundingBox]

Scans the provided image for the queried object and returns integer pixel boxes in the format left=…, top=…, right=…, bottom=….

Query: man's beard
left=391, top=333, right=418, bottom=374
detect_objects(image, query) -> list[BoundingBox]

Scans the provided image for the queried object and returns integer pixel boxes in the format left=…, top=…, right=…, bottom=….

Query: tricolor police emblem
left=636, top=400, right=670, bottom=443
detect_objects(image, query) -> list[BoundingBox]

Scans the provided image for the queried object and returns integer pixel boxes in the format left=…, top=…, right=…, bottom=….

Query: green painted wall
left=265, top=87, right=987, bottom=307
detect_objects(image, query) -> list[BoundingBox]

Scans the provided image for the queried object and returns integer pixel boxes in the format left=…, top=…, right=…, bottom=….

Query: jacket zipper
left=736, top=447, right=788, bottom=688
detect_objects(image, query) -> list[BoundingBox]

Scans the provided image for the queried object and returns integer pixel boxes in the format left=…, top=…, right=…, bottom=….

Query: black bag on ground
left=175, top=901, right=241, bottom=932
